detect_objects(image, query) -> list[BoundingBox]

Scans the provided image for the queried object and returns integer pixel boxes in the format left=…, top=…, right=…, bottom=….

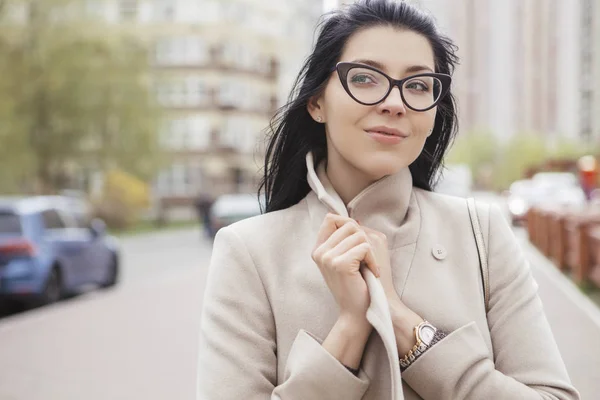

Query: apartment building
left=84, top=0, right=322, bottom=218
left=581, top=0, right=600, bottom=144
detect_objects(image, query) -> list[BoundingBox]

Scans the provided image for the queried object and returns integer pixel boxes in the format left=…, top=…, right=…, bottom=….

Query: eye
left=405, top=80, right=430, bottom=92
left=350, top=73, right=378, bottom=85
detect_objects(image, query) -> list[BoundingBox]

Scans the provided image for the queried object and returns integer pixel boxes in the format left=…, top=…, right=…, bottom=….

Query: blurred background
left=0, top=0, right=599, bottom=399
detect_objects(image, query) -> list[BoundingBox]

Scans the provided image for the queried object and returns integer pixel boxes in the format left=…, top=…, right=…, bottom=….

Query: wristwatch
left=399, top=320, right=437, bottom=369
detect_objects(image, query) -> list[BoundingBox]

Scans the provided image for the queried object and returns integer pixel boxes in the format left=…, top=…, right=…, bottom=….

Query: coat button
left=432, top=245, right=447, bottom=260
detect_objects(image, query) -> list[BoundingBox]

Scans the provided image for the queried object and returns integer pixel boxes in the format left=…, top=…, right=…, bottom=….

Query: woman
left=197, top=1, right=579, bottom=399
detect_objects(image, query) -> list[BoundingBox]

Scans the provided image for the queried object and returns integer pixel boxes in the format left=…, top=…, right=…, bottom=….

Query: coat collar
left=305, top=152, right=420, bottom=249
left=305, top=151, right=414, bottom=399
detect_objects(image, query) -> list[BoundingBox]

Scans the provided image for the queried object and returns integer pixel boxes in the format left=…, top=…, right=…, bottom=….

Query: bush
left=92, top=169, right=150, bottom=230
left=446, top=129, right=498, bottom=188
left=491, top=133, right=548, bottom=191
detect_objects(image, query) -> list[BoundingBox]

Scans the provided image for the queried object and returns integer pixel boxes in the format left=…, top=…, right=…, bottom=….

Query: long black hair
left=259, top=0, right=459, bottom=213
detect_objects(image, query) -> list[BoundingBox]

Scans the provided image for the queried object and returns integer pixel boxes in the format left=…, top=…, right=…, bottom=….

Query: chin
left=356, top=158, right=405, bottom=181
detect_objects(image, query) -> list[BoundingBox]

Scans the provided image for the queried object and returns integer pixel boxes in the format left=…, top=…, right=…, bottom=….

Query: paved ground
left=0, top=207, right=599, bottom=399
left=518, top=228, right=600, bottom=400
left=0, top=228, right=212, bottom=400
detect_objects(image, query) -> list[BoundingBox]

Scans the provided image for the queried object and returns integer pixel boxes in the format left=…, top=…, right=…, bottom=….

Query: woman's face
left=309, top=26, right=438, bottom=181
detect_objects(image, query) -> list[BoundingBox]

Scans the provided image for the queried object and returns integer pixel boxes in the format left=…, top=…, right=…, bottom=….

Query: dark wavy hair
left=259, top=0, right=459, bottom=213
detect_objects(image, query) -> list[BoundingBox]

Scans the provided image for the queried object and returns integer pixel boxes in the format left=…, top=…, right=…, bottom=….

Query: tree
left=0, top=0, right=164, bottom=194
left=548, top=137, right=596, bottom=161
left=446, top=129, right=499, bottom=188
left=493, top=133, right=548, bottom=190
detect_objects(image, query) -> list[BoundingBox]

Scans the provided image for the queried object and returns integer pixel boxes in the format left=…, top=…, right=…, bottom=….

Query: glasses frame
left=333, top=62, right=452, bottom=112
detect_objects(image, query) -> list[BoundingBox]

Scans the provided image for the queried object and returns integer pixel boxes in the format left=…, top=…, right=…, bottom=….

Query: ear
left=307, top=94, right=325, bottom=123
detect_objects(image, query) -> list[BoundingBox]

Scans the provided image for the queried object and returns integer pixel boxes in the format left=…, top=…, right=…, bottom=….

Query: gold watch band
left=399, top=320, right=432, bottom=369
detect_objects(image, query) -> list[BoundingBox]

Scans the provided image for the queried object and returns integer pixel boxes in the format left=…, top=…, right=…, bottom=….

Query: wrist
left=389, top=300, right=423, bottom=356
left=322, top=314, right=372, bottom=370
left=337, top=313, right=373, bottom=340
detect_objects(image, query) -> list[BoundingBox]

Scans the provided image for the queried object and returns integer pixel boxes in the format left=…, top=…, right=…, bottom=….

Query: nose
left=377, top=85, right=407, bottom=116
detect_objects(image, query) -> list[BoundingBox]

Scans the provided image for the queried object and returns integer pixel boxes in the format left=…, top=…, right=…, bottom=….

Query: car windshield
left=532, top=173, right=578, bottom=188
left=0, top=212, right=22, bottom=234
left=211, top=194, right=264, bottom=218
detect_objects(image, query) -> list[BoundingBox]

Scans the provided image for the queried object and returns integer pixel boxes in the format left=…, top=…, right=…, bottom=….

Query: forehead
left=340, top=26, right=436, bottom=74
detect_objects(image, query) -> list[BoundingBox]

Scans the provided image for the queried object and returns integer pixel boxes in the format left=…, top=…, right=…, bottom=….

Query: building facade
left=85, top=0, right=322, bottom=218
left=581, top=0, right=600, bottom=144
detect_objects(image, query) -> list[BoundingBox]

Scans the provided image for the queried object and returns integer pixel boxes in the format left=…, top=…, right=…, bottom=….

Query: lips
left=365, top=126, right=409, bottom=138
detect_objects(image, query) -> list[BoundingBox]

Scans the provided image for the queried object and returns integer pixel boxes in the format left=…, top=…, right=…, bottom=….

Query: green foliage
left=446, top=129, right=498, bottom=186
left=548, top=137, right=596, bottom=161
left=492, top=133, right=548, bottom=190
left=0, top=0, right=164, bottom=194
left=447, top=129, right=594, bottom=191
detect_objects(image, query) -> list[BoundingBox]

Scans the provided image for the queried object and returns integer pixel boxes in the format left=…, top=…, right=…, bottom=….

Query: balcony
left=158, top=88, right=277, bottom=118
left=153, top=46, right=279, bottom=81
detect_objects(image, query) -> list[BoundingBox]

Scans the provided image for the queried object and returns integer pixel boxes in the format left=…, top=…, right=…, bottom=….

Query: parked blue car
left=0, top=196, right=119, bottom=308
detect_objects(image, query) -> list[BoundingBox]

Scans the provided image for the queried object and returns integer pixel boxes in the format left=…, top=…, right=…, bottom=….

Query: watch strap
left=400, top=323, right=448, bottom=372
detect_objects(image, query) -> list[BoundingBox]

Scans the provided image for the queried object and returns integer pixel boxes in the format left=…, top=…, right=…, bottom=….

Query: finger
left=362, top=244, right=380, bottom=278
left=315, top=214, right=339, bottom=248
left=359, top=225, right=387, bottom=246
left=321, top=220, right=361, bottom=252
left=345, top=242, right=380, bottom=277
left=359, top=224, right=376, bottom=234
left=315, top=214, right=356, bottom=248
left=360, top=224, right=383, bottom=238
left=326, top=230, right=368, bottom=259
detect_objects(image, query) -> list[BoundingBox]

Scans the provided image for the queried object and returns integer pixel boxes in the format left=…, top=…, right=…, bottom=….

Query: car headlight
left=509, top=198, right=528, bottom=216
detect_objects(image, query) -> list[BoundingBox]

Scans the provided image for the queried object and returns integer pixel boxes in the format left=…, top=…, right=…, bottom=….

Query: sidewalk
left=0, top=269, right=206, bottom=400
left=517, top=229, right=600, bottom=400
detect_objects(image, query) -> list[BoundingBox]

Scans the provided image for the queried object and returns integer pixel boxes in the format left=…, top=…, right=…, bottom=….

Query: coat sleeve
left=401, top=204, right=580, bottom=400
left=197, top=226, right=370, bottom=400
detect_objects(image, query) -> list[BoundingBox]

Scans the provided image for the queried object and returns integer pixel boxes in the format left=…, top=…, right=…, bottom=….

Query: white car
left=507, top=180, right=536, bottom=225
left=208, top=193, right=265, bottom=238
left=507, top=173, right=586, bottom=225
left=435, top=164, right=473, bottom=198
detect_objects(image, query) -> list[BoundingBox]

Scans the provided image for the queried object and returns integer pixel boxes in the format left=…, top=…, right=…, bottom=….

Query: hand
left=359, top=225, right=423, bottom=356
left=358, top=225, right=397, bottom=300
left=312, top=214, right=380, bottom=323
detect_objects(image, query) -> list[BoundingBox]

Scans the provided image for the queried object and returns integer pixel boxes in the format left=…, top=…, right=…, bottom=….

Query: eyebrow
left=350, top=59, right=434, bottom=74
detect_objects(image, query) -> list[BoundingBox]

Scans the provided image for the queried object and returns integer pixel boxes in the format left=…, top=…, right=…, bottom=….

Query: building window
left=219, top=82, right=242, bottom=108
left=188, top=117, right=211, bottom=150
left=85, top=0, right=103, bottom=17
left=119, top=0, right=138, bottom=21
left=171, top=163, right=187, bottom=195
left=155, top=36, right=207, bottom=66
left=154, top=0, right=175, bottom=21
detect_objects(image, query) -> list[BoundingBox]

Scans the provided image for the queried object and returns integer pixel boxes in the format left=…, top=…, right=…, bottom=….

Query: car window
left=0, top=212, right=22, bottom=234
left=72, top=211, right=92, bottom=229
left=42, top=209, right=66, bottom=230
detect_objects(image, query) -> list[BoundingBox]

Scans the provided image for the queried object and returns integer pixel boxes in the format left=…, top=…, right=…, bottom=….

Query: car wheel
left=101, top=254, right=119, bottom=288
left=39, top=267, right=63, bottom=306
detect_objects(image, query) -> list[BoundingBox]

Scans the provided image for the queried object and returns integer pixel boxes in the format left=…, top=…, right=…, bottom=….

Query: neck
left=325, top=151, right=378, bottom=206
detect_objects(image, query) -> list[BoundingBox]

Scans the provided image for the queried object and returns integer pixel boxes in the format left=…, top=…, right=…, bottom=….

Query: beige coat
left=197, top=153, right=579, bottom=400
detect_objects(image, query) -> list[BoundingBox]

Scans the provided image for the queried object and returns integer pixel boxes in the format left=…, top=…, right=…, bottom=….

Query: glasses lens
left=402, top=76, right=443, bottom=110
left=346, top=67, right=390, bottom=104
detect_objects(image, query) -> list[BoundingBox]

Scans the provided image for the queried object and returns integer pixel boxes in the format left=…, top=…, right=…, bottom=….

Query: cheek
left=412, top=109, right=437, bottom=136
left=325, top=84, right=366, bottom=118
left=323, top=84, right=369, bottom=134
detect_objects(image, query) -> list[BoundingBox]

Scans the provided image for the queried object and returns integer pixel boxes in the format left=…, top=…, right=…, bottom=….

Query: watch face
left=419, top=324, right=436, bottom=345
